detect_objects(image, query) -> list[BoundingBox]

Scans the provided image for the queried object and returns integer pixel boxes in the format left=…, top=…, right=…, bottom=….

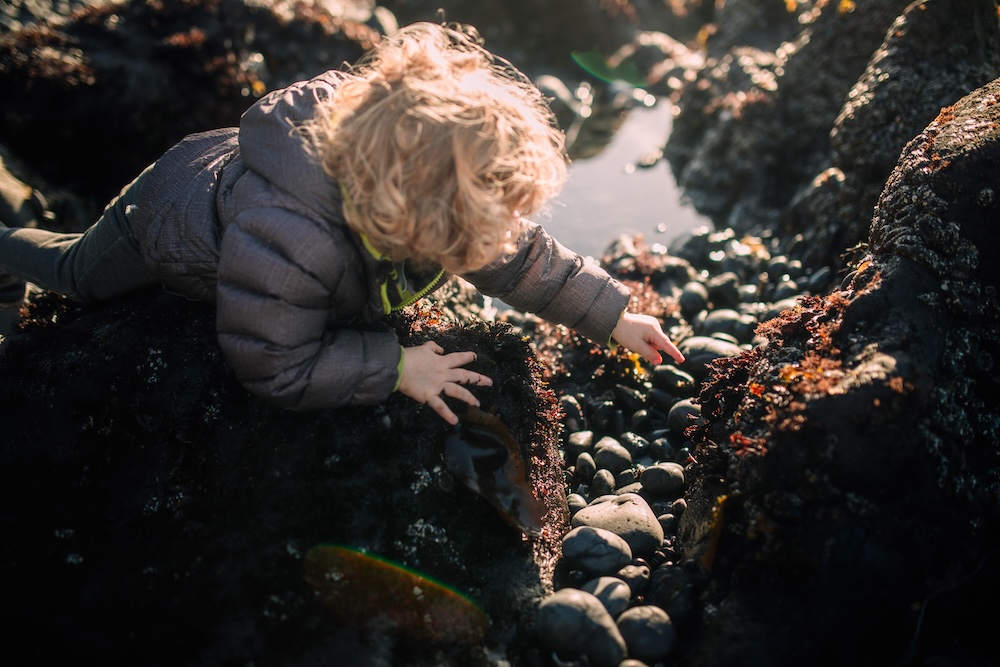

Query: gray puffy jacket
left=133, top=71, right=630, bottom=411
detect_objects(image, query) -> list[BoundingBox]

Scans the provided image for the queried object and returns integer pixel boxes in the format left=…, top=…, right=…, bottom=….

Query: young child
left=0, top=22, right=683, bottom=425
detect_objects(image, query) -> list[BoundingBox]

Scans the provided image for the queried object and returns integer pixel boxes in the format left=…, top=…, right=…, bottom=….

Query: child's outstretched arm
left=611, top=311, right=685, bottom=366
left=396, top=341, right=494, bottom=425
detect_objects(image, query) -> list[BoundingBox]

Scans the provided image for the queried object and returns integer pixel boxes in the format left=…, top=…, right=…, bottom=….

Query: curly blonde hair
left=309, top=22, right=568, bottom=274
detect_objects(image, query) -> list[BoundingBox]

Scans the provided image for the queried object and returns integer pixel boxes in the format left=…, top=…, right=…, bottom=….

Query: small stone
left=561, top=526, right=633, bottom=576
left=706, top=271, right=742, bottom=308
left=615, top=467, right=639, bottom=488
left=580, top=576, right=632, bottom=618
left=678, top=280, right=708, bottom=317
left=616, top=562, right=651, bottom=596
left=696, top=307, right=758, bottom=343
left=561, top=396, right=585, bottom=434
left=764, top=295, right=801, bottom=320
left=613, top=385, right=646, bottom=413
left=567, top=493, right=588, bottom=516
left=646, top=566, right=695, bottom=622
left=593, top=438, right=633, bottom=475
left=571, top=493, right=664, bottom=558
left=575, top=452, right=597, bottom=482
left=615, top=481, right=644, bottom=496
left=772, top=277, right=801, bottom=301
left=649, top=436, right=678, bottom=461
left=536, top=589, right=628, bottom=667
left=677, top=335, right=743, bottom=379
left=639, top=462, right=686, bottom=499
left=667, top=398, right=703, bottom=435
left=566, top=430, right=594, bottom=459
left=616, top=605, right=677, bottom=662
left=670, top=498, right=687, bottom=517
left=618, top=431, right=650, bottom=456
left=807, top=265, right=833, bottom=293
left=591, top=469, right=616, bottom=496
left=651, top=365, right=697, bottom=396
left=657, top=513, right=678, bottom=534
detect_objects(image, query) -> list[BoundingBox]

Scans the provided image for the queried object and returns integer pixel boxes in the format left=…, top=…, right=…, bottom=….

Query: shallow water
left=544, top=102, right=712, bottom=259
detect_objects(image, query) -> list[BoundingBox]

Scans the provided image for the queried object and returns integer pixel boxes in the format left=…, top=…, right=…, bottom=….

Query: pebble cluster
left=528, top=226, right=838, bottom=666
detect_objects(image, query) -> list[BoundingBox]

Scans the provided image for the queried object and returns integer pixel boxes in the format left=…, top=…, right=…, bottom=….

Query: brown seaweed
left=443, top=406, right=547, bottom=537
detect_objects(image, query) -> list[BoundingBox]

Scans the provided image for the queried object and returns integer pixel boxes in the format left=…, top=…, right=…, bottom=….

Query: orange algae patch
left=304, top=545, right=490, bottom=644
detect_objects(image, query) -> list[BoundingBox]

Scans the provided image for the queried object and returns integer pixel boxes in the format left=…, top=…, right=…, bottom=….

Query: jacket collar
left=340, top=186, right=447, bottom=314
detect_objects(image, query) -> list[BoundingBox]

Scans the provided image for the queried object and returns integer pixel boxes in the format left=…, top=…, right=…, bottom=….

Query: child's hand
left=611, top=311, right=685, bottom=366
left=397, top=341, right=494, bottom=425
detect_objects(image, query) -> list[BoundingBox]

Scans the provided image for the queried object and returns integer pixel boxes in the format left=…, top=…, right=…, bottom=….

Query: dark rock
left=678, top=280, right=709, bottom=318
left=657, top=513, right=679, bottom=534
left=575, top=451, right=597, bottom=483
left=695, top=308, right=758, bottom=343
left=535, top=588, right=628, bottom=667
left=666, top=398, right=703, bottom=435
left=579, top=576, right=632, bottom=618
left=591, top=469, right=616, bottom=496
left=561, top=526, right=633, bottom=577
left=0, top=0, right=381, bottom=211
left=639, top=462, right=686, bottom=500
left=592, top=437, right=633, bottom=475
left=677, top=336, right=744, bottom=379
left=571, top=493, right=664, bottom=559
left=618, top=431, right=651, bottom=457
left=567, top=493, right=588, bottom=517
left=0, top=289, right=567, bottom=666
left=565, top=429, right=595, bottom=459
left=616, top=605, right=677, bottom=663
left=615, top=562, right=651, bottom=597
left=678, top=73, right=1000, bottom=667
left=645, top=565, right=696, bottom=624
left=651, top=364, right=697, bottom=396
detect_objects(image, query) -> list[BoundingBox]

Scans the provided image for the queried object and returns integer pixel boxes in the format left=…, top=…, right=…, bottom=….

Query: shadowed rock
left=677, top=75, right=1000, bottom=667
left=662, top=0, right=1000, bottom=272
left=0, top=285, right=568, bottom=666
left=0, top=0, right=383, bottom=212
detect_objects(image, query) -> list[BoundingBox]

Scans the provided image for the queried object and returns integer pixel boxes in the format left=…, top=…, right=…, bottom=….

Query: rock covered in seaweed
left=675, top=75, right=1000, bottom=667
left=0, top=0, right=384, bottom=209
left=655, top=0, right=1000, bottom=272
left=0, top=283, right=568, bottom=667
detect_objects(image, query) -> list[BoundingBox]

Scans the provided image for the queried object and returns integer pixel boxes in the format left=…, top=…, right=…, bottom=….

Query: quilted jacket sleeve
left=463, top=220, right=631, bottom=345
left=215, top=205, right=401, bottom=411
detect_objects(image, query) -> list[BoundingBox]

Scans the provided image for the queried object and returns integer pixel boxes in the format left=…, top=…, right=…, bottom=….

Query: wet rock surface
left=2, top=1, right=1000, bottom=666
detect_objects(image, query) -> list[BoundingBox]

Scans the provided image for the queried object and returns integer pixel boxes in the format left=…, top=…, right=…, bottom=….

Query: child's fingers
left=660, top=339, right=685, bottom=364
left=442, top=382, right=481, bottom=409
left=426, top=394, right=459, bottom=425
left=426, top=382, right=483, bottom=425
left=442, top=350, right=477, bottom=368
left=454, top=369, right=493, bottom=386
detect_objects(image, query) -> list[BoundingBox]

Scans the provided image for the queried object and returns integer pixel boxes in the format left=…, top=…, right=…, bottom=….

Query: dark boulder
left=676, top=75, right=1000, bottom=667
left=0, top=0, right=384, bottom=212
left=0, top=286, right=568, bottom=666
left=659, top=0, right=1000, bottom=272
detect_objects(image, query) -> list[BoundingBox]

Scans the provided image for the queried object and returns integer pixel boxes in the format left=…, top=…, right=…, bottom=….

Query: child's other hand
left=397, top=341, right=494, bottom=425
left=611, top=311, right=685, bottom=366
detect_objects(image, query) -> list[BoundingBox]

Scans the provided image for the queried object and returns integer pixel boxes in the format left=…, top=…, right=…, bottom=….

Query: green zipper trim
left=396, top=266, right=447, bottom=311
left=342, top=185, right=446, bottom=312
left=358, top=232, right=445, bottom=313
